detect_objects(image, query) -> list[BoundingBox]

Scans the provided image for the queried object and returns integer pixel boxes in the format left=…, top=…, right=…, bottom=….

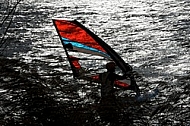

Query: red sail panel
left=54, top=19, right=106, bottom=53
left=91, top=75, right=130, bottom=88
left=69, top=56, right=81, bottom=69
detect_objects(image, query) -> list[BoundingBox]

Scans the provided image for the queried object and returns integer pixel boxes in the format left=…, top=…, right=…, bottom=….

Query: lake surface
left=1, top=0, right=190, bottom=125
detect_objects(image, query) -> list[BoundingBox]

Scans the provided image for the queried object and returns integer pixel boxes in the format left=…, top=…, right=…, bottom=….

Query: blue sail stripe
left=61, top=37, right=110, bottom=58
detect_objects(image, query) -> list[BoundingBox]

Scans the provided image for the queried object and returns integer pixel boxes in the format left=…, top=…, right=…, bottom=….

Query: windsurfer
left=99, top=62, right=140, bottom=100
left=99, top=62, right=126, bottom=100
left=98, top=61, right=139, bottom=125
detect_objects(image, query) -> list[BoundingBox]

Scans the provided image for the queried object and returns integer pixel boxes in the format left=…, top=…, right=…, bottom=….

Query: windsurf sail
left=52, top=18, right=138, bottom=90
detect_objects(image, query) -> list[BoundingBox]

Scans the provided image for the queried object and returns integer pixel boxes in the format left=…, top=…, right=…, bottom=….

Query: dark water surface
left=0, top=0, right=190, bottom=125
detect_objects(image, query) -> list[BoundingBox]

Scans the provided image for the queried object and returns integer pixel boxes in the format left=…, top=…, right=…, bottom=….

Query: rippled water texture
left=1, top=0, right=190, bottom=125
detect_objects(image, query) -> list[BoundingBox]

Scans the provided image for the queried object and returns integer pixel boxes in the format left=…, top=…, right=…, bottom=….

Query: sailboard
left=52, top=18, right=139, bottom=93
